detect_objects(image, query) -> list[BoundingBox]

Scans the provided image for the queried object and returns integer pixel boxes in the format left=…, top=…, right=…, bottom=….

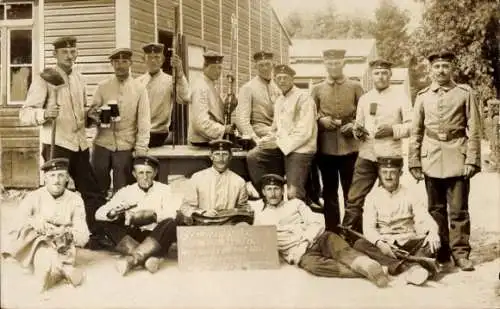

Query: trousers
left=342, top=157, right=379, bottom=233
left=96, top=218, right=178, bottom=256
left=424, top=176, right=471, bottom=262
left=91, top=144, right=134, bottom=193
left=298, top=231, right=368, bottom=278
left=42, top=144, right=106, bottom=234
left=247, top=147, right=314, bottom=201
left=317, top=152, right=357, bottom=231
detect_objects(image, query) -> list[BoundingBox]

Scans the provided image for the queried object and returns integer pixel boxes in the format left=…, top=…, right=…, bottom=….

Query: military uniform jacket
left=188, top=75, right=225, bottom=144
left=272, top=86, right=318, bottom=155
left=136, top=71, right=190, bottom=134
left=311, top=77, right=364, bottom=155
left=234, top=76, right=281, bottom=138
left=408, top=82, right=481, bottom=178
left=91, top=75, right=151, bottom=154
left=19, top=66, right=89, bottom=151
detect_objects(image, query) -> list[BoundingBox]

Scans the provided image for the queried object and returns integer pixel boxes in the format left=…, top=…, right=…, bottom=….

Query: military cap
left=369, top=58, right=394, bottom=69
left=133, top=155, right=159, bottom=169
left=209, top=139, right=233, bottom=152
left=109, top=48, right=133, bottom=60
left=53, top=36, right=77, bottom=49
left=41, top=158, right=70, bottom=172
left=322, top=49, right=346, bottom=59
left=427, top=51, right=456, bottom=63
left=253, top=50, right=274, bottom=61
left=203, top=51, right=224, bottom=65
left=377, top=156, right=404, bottom=168
left=274, top=64, right=296, bottom=77
left=260, top=174, right=286, bottom=187
left=142, top=42, right=165, bottom=54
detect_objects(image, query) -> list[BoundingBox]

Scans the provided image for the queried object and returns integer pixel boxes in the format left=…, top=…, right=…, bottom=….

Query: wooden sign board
left=177, top=225, right=280, bottom=271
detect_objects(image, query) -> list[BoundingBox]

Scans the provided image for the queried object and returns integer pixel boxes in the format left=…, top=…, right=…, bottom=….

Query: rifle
left=337, top=225, right=440, bottom=277
left=222, top=14, right=238, bottom=142
left=169, top=5, right=181, bottom=149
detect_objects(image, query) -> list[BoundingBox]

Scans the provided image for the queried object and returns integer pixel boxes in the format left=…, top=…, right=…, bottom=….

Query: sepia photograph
left=0, top=0, right=499, bottom=308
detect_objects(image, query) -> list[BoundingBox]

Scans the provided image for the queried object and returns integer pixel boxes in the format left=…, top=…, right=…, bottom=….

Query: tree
left=408, top=0, right=500, bottom=103
left=372, top=0, right=411, bottom=66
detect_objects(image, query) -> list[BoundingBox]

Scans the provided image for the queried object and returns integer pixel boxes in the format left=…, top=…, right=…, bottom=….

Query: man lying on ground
left=2, top=158, right=89, bottom=292
left=253, top=174, right=389, bottom=288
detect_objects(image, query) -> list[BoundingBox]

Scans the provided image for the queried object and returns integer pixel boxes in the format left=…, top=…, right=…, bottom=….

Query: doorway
left=158, top=30, right=173, bottom=75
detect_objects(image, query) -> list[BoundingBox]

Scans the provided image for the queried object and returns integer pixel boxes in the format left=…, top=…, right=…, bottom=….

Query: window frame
left=7, top=27, right=33, bottom=105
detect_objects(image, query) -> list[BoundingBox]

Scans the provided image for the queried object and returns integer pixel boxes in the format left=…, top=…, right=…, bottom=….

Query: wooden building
left=0, top=0, right=292, bottom=188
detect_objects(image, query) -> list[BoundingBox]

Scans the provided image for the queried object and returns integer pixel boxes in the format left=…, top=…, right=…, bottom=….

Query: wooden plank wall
left=130, top=0, right=155, bottom=75
left=44, top=0, right=116, bottom=101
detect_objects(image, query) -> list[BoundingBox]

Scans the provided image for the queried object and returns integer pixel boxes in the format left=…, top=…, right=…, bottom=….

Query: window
left=0, top=2, right=35, bottom=105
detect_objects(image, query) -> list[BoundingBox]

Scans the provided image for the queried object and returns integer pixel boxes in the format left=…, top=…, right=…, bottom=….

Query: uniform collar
left=430, top=81, right=456, bottom=92
left=282, top=85, right=296, bottom=97
left=43, top=186, right=67, bottom=200
left=379, top=183, right=403, bottom=196
left=137, top=181, right=155, bottom=193
left=56, top=64, right=72, bottom=76
left=326, top=75, right=346, bottom=85
left=257, top=76, right=271, bottom=84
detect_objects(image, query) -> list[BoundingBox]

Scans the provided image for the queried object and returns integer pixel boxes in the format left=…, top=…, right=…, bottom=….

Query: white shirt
left=355, top=86, right=412, bottom=162
left=254, top=199, right=325, bottom=264
left=95, top=181, right=181, bottom=231
left=363, top=183, right=439, bottom=245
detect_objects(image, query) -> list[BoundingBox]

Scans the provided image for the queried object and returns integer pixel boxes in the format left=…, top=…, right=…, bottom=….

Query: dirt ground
left=1, top=142, right=499, bottom=309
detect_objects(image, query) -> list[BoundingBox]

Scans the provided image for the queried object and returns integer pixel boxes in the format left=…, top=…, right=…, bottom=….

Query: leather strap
left=425, top=129, right=466, bottom=141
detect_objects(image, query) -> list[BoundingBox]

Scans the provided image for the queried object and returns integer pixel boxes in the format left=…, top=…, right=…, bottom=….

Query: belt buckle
left=437, top=132, right=448, bottom=141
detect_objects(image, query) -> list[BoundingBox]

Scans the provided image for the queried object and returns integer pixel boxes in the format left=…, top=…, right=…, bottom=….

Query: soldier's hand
left=353, top=124, right=369, bottom=140
left=409, top=167, right=424, bottom=181
left=87, top=107, right=101, bottom=124
left=376, top=240, right=397, bottom=258
left=374, top=125, right=394, bottom=139
left=170, top=54, right=184, bottom=75
left=224, top=124, right=234, bottom=134
left=44, top=105, right=59, bottom=119
left=258, top=135, right=278, bottom=149
left=318, top=116, right=338, bottom=130
left=340, top=123, right=354, bottom=137
left=423, top=232, right=441, bottom=253
left=464, top=164, right=479, bottom=179
left=203, top=209, right=218, bottom=217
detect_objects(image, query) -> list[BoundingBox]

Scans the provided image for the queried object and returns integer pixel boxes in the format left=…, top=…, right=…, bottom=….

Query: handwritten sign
left=177, top=225, right=280, bottom=271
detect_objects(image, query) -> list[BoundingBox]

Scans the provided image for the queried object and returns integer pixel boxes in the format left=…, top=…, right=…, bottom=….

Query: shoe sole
left=405, top=266, right=429, bottom=286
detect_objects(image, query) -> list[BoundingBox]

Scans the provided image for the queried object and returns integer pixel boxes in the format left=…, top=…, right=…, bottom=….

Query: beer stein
left=100, top=104, right=111, bottom=128
left=108, top=100, right=120, bottom=122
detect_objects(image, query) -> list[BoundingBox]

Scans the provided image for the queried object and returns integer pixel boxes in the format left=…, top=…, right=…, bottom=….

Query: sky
left=270, top=0, right=424, bottom=30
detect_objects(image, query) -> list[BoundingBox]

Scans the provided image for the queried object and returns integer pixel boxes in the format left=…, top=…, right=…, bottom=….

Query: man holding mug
left=88, top=48, right=151, bottom=194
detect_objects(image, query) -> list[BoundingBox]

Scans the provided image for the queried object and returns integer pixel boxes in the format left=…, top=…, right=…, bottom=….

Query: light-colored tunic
left=136, top=71, right=190, bottom=134
left=4, top=187, right=89, bottom=268
left=188, top=75, right=225, bottom=144
left=355, top=86, right=412, bottom=162
left=180, top=167, right=249, bottom=216
left=95, top=181, right=181, bottom=231
left=363, top=184, right=439, bottom=246
left=234, top=76, right=281, bottom=138
left=19, top=66, right=89, bottom=151
left=254, top=199, right=325, bottom=264
left=272, top=86, right=318, bottom=155
left=90, top=75, right=151, bottom=154
left=408, top=82, right=482, bottom=178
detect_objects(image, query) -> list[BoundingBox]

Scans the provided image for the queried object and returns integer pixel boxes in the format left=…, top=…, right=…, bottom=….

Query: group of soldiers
left=1, top=35, right=482, bottom=292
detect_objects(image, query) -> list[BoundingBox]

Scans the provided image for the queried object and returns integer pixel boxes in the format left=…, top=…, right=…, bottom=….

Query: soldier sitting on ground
left=179, top=139, right=252, bottom=225
left=349, top=156, right=441, bottom=286
left=253, top=174, right=389, bottom=288
left=94, top=156, right=181, bottom=276
left=2, top=159, right=89, bottom=292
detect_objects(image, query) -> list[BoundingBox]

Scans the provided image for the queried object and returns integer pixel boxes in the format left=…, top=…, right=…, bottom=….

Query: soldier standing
left=311, top=49, right=364, bottom=231
left=341, top=59, right=412, bottom=234
left=136, top=43, right=190, bottom=148
left=408, top=51, right=481, bottom=271
left=19, top=36, right=106, bottom=237
left=233, top=50, right=281, bottom=144
left=89, top=48, right=151, bottom=194
left=188, top=52, right=234, bottom=146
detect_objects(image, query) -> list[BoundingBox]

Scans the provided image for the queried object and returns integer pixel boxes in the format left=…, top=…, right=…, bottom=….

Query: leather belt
left=425, top=129, right=466, bottom=141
